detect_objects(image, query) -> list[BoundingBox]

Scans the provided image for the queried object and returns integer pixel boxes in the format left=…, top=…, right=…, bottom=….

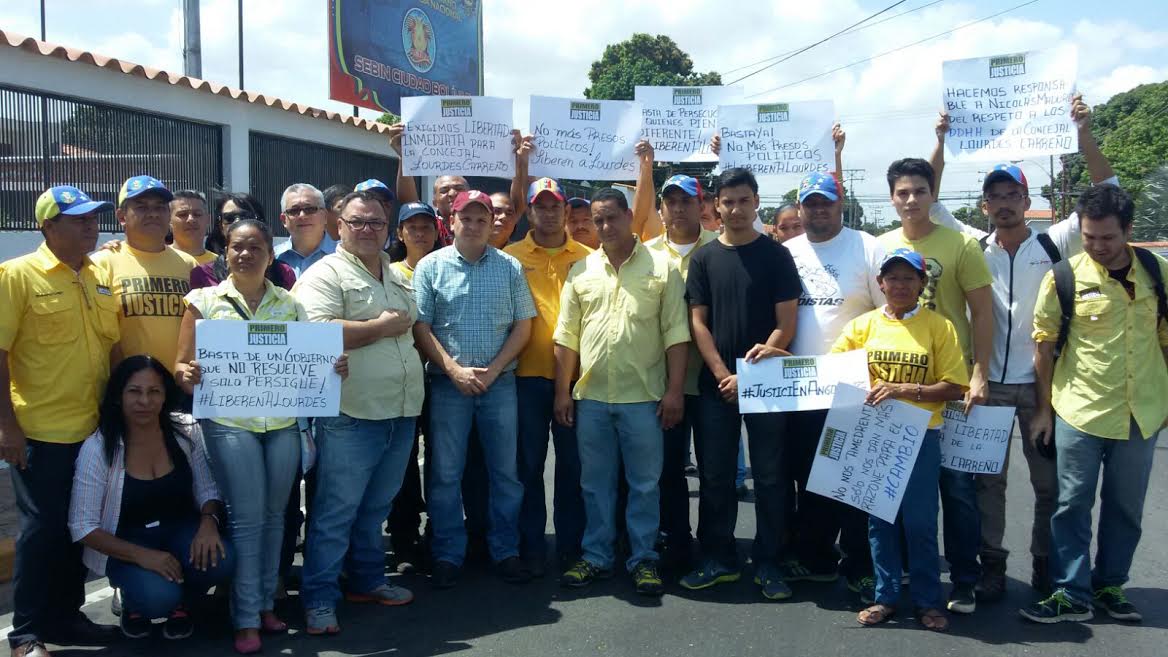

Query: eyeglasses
left=341, top=217, right=389, bottom=231
left=986, top=192, right=1025, bottom=203
left=284, top=205, right=321, bottom=217
left=221, top=210, right=257, bottom=223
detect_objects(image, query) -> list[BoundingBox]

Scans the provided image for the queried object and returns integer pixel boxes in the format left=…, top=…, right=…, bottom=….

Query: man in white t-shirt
left=779, top=171, right=885, bottom=603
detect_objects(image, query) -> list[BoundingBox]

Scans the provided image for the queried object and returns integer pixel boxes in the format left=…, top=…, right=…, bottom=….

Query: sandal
left=916, top=607, right=949, bottom=632
left=857, top=604, right=896, bottom=626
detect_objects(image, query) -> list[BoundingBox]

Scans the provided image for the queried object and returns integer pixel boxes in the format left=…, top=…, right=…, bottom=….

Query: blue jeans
left=302, top=414, right=417, bottom=609
left=870, top=429, right=943, bottom=610
left=576, top=400, right=663, bottom=572
left=108, top=517, right=236, bottom=619
left=940, top=460, right=982, bottom=585
left=516, top=376, right=583, bottom=561
left=428, top=372, right=523, bottom=566
left=202, top=422, right=299, bottom=629
left=1052, top=416, right=1158, bottom=606
left=735, top=435, right=747, bottom=488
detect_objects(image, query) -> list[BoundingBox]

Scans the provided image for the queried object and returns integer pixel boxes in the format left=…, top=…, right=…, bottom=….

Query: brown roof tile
left=0, top=29, right=392, bottom=135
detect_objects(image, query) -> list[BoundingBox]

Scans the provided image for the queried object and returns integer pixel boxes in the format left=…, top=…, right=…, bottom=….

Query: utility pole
left=182, top=0, right=202, bottom=78
left=1049, top=154, right=1057, bottom=222
left=237, top=0, right=245, bottom=89
left=842, top=168, right=865, bottom=228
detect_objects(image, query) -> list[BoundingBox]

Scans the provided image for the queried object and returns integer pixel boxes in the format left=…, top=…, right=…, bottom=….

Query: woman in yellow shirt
left=831, top=248, right=969, bottom=632
left=387, top=202, right=442, bottom=282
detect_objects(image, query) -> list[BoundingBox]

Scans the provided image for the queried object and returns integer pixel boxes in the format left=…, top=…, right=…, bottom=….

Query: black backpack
left=1051, top=246, right=1168, bottom=358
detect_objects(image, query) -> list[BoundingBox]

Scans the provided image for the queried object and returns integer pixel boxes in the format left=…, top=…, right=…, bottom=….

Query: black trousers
left=659, top=395, right=698, bottom=548
left=785, top=409, right=874, bottom=579
left=10, top=439, right=88, bottom=648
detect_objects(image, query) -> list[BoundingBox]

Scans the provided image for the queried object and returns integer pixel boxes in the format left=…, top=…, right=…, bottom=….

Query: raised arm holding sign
left=528, top=95, right=643, bottom=181
left=401, top=96, right=516, bottom=178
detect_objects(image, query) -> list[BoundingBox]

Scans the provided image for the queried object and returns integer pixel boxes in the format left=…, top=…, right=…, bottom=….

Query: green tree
left=584, top=34, right=721, bottom=101
left=377, top=111, right=401, bottom=125
left=952, top=205, right=989, bottom=232
left=1133, top=164, right=1168, bottom=242
left=759, top=206, right=778, bottom=225
left=781, top=188, right=798, bottom=205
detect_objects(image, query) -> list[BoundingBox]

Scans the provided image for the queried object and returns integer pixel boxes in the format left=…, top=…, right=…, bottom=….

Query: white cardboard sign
left=736, top=350, right=871, bottom=413
left=634, top=85, right=743, bottom=162
left=528, top=95, right=643, bottom=181
left=939, top=402, right=1016, bottom=474
left=717, top=100, right=835, bottom=177
left=401, top=96, right=515, bottom=178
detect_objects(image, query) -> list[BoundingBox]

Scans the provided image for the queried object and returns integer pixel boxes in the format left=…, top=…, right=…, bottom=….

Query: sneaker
left=305, top=606, right=341, bottom=636
left=1031, top=556, right=1052, bottom=595
left=1019, top=589, right=1094, bottom=624
left=847, top=575, right=877, bottom=605
left=162, top=607, right=193, bottom=640
left=119, top=612, right=151, bottom=639
left=345, top=583, right=415, bottom=606
left=431, top=560, right=460, bottom=589
left=560, top=559, right=613, bottom=588
left=632, top=560, right=665, bottom=597
left=1094, top=586, right=1142, bottom=622
left=680, top=559, right=741, bottom=591
left=777, top=560, right=839, bottom=583
left=754, top=563, right=794, bottom=601
left=947, top=583, right=977, bottom=614
left=496, top=556, right=531, bottom=585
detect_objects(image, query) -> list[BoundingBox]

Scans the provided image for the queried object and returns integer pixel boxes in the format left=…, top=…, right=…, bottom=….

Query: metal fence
left=0, top=83, right=222, bottom=232
left=249, top=132, right=397, bottom=236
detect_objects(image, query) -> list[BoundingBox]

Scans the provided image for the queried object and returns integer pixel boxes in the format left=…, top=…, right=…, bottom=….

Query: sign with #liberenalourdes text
left=939, top=402, right=1017, bottom=474
left=634, top=85, right=743, bottom=163
left=192, top=320, right=343, bottom=419
left=942, top=46, right=1078, bottom=161
left=528, top=96, right=643, bottom=181
left=806, top=383, right=932, bottom=524
left=736, top=350, right=871, bottom=413
left=717, top=100, right=835, bottom=177
left=401, top=96, right=515, bottom=178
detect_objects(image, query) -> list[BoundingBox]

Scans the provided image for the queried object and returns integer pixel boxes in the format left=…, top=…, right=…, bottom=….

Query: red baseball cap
left=452, top=190, right=493, bottom=213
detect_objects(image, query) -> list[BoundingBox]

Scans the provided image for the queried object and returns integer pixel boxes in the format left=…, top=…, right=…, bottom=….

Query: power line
left=745, top=0, right=1040, bottom=98
left=722, top=0, right=947, bottom=76
left=725, top=1, right=910, bottom=86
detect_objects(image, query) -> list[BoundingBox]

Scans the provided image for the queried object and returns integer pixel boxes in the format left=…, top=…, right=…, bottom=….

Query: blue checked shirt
left=274, top=234, right=337, bottom=277
left=414, top=245, right=537, bottom=371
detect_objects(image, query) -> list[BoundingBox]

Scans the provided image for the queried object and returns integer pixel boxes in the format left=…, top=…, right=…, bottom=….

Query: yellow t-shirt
left=190, top=250, right=218, bottom=266
left=878, top=225, right=991, bottom=360
left=91, top=244, right=198, bottom=370
left=832, top=307, right=970, bottom=428
left=390, top=260, right=415, bottom=282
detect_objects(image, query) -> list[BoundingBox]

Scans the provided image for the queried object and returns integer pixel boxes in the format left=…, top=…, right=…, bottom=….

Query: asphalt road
left=3, top=434, right=1166, bottom=657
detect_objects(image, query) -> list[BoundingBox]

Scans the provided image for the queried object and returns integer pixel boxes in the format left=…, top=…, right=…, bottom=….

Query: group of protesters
left=0, top=92, right=1163, bottom=657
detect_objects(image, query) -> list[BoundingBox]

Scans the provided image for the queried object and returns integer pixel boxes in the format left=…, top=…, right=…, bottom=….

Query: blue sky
left=2, top=0, right=1166, bottom=220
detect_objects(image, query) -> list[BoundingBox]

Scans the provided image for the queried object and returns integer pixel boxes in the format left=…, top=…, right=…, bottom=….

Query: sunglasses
left=221, top=210, right=257, bottom=223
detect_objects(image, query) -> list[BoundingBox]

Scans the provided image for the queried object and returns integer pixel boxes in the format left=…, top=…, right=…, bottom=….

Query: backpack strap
left=1133, top=247, right=1168, bottom=329
left=1052, top=259, right=1075, bottom=359
left=978, top=234, right=989, bottom=251
left=1035, top=232, right=1061, bottom=264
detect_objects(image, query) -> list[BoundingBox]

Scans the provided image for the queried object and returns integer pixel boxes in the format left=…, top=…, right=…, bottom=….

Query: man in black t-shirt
left=681, top=168, right=802, bottom=601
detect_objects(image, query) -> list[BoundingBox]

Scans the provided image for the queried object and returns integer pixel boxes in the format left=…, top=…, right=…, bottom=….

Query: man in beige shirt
left=292, top=191, right=424, bottom=635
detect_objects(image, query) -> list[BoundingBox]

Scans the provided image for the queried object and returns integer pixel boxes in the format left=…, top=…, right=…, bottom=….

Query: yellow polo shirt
left=1033, top=249, right=1168, bottom=440
left=504, top=234, right=591, bottom=380
left=90, top=244, right=198, bottom=370
left=554, top=241, right=691, bottom=403
left=293, top=246, right=425, bottom=420
left=0, top=243, right=120, bottom=442
left=645, top=229, right=719, bottom=396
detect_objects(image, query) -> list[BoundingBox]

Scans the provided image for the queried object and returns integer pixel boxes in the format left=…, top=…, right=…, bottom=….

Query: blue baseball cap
left=398, top=201, right=438, bottom=223
left=982, top=164, right=1029, bottom=192
left=355, top=179, right=395, bottom=201
left=567, top=197, right=591, bottom=209
left=798, top=172, right=840, bottom=203
left=880, top=248, right=927, bottom=276
left=34, top=186, right=113, bottom=226
left=118, top=175, right=173, bottom=205
left=661, top=174, right=702, bottom=198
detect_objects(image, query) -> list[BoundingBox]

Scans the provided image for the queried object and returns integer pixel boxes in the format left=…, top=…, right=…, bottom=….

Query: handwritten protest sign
left=717, top=100, right=835, bottom=177
left=401, top=96, right=515, bottom=178
left=942, top=46, right=1078, bottom=161
left=193, top=320, right=343, bottom=419
left=807, top=383, right=932, bottom=524
left=939, top=403, right=1016, bottom=474
left=634, top=85, right=743, bottom=162
left=736, top=350, right=870, bottom=413
left=528, top=95, right=643, bottom=181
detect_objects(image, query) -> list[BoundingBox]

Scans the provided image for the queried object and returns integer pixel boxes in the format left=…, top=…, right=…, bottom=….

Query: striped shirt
left=184, top=278, right=305, bottom=433
left=68, top=416, right=220, bottom=576
left=413, top=245, right=536, bottom=370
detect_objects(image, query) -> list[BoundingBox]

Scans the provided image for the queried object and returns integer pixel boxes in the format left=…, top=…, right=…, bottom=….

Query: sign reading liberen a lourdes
left=942, top=46, right=1078, bottom=161
left=634, top=85, right=743, bottom=163
left=736, top=350, right=870, bottom=413
left=939, top=402, right=1017, bottom=474
left=527, top=96, right=643, bottom=181
left=193, top=320, right=343, bottom=419
left=717, top=100, right=835, bottom=177
left=806, top=383, right=932, bottom=524
left=401, top=96, right=515, bottom=178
